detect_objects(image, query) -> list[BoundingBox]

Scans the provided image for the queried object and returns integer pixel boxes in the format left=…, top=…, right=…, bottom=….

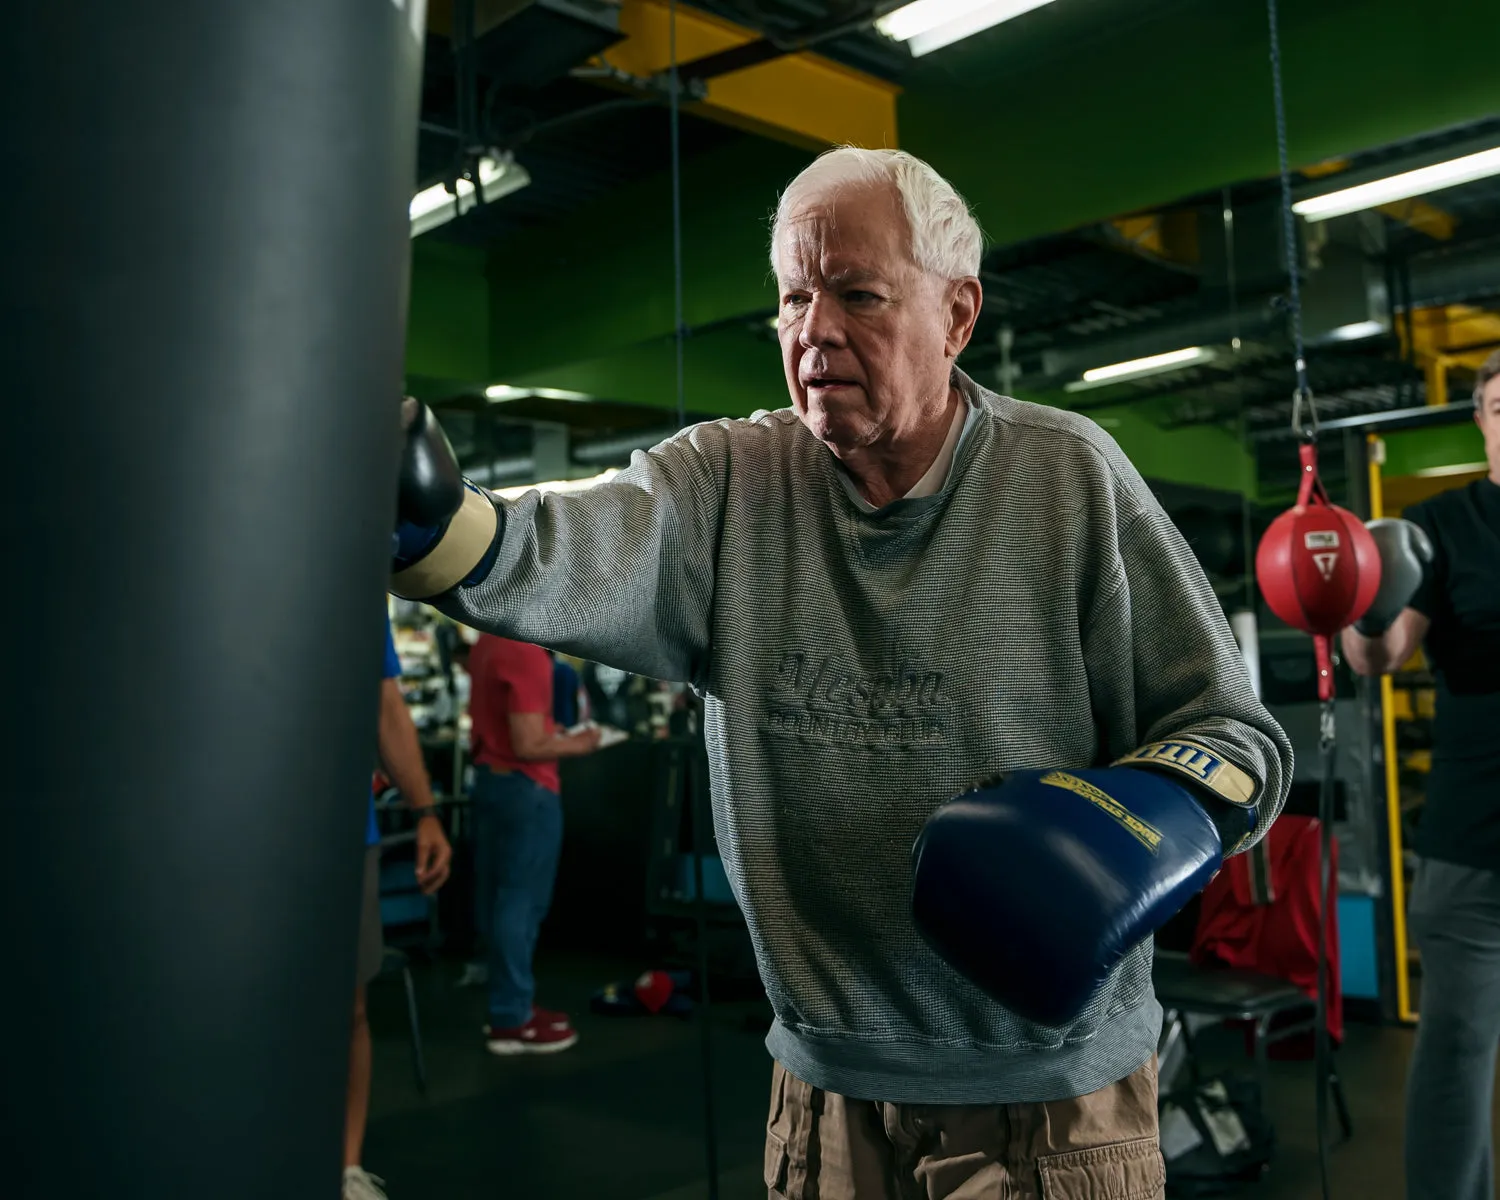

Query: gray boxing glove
left=1354, top=518, right=1435, bottom=636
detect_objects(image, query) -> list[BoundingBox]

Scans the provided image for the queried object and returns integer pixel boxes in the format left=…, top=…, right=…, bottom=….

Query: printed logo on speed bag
left=1304, top=530, right=1340, bottom=582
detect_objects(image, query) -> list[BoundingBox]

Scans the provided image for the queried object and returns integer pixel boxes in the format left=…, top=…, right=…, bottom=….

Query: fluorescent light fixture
left=876, top=0, right=1056, bottom=57
left=1293, top=146, right=1500, bottom=222
left=1412, top=462, right=1487, bottom=479
left=1322, top=319, right=1387, bottom=343
left=483, top=384, right=592, bottom=403
left=1064, top=346, right=1215, bottom=392
left=493, top=469, right=620, bottom=501
left=410, top=155, right=531, bottom=238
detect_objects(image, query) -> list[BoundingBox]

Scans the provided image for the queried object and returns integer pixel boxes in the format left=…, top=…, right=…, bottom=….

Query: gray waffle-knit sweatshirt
left=440, top=369, right=1293, bottom=1103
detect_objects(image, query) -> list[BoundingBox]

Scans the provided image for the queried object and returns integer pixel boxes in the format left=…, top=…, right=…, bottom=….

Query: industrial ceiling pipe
left=1036, top=303, right=1282, bottom=386
left=2, top=3, right=424, bottom=1197
left=1404, top=240, right=1500, bottom=311
left=571, top=427, right=682, bottom=464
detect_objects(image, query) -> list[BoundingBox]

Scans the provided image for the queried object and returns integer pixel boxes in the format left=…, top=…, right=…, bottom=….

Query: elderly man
left=391, top=148, right=1292, bottom=1197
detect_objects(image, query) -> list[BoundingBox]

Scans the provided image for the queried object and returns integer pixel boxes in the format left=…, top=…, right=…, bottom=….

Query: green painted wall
left=507, top=324, right=788, bottom=419
left=1012, top=387, right=1257, bottom=497
left=1087, top=403, right=1256, bottom=499
left=509, top=328, right=1256, bottom=492
left=474, top=0, right=1498, bottom=378
left=488, top=137, right=809, bottom=381
left=405, top=240, right=491, bottom=390
left=1383, top=419, right=1486, bottom=477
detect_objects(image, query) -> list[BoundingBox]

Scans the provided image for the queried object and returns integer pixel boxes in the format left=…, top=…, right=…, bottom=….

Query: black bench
left=1154, top=950, right=1352, bottom=1141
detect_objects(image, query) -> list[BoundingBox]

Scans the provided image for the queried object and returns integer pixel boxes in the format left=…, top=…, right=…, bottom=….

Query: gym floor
left=364, top=950, right=1500, bottom=1199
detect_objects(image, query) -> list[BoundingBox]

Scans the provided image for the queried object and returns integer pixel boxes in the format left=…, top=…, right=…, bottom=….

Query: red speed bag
left=1255, top=443, right=1380, bottom=637
left=633, top=970, right=675, bottom=1014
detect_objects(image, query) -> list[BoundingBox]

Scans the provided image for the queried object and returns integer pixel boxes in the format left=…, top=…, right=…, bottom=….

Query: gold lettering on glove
left=1039, top=771, right=1163, bottom=853
left=1113, top=741, right=1257, bottom=807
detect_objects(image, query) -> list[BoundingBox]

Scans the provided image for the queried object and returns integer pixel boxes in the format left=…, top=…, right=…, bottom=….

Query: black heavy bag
left=1, top=2, right=426, bottom=1197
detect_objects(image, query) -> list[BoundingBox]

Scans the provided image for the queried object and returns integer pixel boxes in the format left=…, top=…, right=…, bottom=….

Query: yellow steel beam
left=1377, top=197, right=1455, bottom=240
left=1403, top=306, right=1500, bottom=405
left=1369, top=435, right=1416, bottom=1023
left=597, top=0, right=899, bottom=151
left=1107, top=211, right=1199, bottom=267
left=1425, top=357, right=1449, bottom=408
left=1302, top=157, right=1350, bottom=179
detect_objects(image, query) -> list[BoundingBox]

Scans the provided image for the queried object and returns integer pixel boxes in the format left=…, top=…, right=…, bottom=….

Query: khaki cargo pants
left=764, top=1058, right=1164, bottom=1200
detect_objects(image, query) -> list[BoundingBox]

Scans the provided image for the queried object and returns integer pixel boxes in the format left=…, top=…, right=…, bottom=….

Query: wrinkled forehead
left=773, top=180, right=912, bottom=284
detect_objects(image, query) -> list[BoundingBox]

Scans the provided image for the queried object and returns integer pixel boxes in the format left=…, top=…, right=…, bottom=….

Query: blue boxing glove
left=912, top=749, right=1255, bottom=1027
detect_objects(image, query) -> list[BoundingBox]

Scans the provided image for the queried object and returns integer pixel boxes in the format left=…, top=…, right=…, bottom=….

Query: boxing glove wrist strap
left=1113, top=739, right=1258, bottom=852
left=391, top=486, right=499, bottom=600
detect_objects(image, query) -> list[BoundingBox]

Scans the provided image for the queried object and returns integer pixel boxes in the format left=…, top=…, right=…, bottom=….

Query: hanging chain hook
left=1267, top=0, right=1319, bottom=443
left=1292, top=380, right=1319, bottom=443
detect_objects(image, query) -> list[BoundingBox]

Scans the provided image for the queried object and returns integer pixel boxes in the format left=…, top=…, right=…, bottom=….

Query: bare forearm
left=1340, top=609, right=1427, bottom=678
left=378, top=685, right=437, bottom=809
left=513, top=730, right=596, bottom=761
left=1341, top=628, right=1395, bottom=676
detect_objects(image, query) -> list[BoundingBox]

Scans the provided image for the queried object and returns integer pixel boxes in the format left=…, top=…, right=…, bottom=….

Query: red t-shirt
left=468, top=635, right=560, bottom=794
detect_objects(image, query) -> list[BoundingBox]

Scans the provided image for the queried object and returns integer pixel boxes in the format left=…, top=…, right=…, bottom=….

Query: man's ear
left=945, top=276, right=983, bottom=359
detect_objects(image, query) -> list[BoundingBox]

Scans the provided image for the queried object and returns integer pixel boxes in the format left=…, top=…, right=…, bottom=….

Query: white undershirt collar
left=902, top=394, right=968, bottom=501
left=843, top=393, right=969, bottom=513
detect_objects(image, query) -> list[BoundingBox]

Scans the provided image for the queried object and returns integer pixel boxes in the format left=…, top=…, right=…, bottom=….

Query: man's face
left=1478, top=374, right=1500, bottom=482
left=773, top=182, right=977, bottom=454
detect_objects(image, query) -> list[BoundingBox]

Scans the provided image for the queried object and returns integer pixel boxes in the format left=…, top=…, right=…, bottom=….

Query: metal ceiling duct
left=1406, top=237, right=1500, bottom=310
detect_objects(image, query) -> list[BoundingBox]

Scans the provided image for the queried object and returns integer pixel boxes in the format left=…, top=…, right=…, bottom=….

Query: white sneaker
left=343, top=1166, right=389, bottom=1200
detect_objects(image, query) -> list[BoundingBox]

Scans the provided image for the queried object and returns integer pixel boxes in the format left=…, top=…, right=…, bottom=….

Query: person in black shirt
left=1343, top=348, right=1500, bottom=1200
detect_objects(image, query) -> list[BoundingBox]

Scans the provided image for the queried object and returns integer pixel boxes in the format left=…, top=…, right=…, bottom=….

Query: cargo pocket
left=1038, top=1135, right=1165, bottom=1200
left=763, top=1062, right=812, bottom=1199
left=764, top=1129, right=790, bottom=1196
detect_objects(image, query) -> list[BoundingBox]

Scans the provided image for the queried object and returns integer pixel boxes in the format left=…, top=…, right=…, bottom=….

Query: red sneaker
left=485, top=1012, right=579, bottom=1055
left=533, top=1005, right=572, bottom=1032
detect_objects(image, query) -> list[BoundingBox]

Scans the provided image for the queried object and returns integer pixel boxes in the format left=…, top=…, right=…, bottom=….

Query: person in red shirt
left=467, top=634, right=600, bottom=1052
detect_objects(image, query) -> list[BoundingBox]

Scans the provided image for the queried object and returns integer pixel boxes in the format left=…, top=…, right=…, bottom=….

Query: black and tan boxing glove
left=391, top=397, right=501, bottom=600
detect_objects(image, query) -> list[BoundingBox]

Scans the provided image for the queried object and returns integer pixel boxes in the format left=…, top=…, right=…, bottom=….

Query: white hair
left=770, top=146, right=984, bottom=280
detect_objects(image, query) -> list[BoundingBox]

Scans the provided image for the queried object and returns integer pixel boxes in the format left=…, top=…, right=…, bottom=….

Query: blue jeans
left=472, top=767, right=564, bottom=1028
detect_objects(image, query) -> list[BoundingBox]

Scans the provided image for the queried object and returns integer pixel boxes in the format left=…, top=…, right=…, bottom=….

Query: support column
left=1, top=2, right=425, bottom=1196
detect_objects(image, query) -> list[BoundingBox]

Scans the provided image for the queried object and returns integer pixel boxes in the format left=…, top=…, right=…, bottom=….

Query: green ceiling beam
left=900, top=0, right=1500, bottom=248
